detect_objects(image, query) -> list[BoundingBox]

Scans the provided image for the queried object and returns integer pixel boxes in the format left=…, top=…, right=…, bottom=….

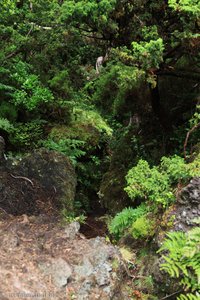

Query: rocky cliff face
left=151, top=177, right=200, bottom=296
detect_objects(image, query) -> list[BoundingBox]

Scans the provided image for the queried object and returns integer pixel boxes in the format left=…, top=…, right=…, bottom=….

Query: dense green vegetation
left=0, top=0, right=200, bottom=299
left=159, top=225, right=200, bottom=300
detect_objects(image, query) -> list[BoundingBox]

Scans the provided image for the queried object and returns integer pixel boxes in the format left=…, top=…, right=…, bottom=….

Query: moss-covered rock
left=0, top=149, right=76, bottom=215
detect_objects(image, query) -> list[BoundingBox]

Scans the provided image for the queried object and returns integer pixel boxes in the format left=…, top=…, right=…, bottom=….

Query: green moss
left=187, top=153, right=200, bottom=177
left=130, top=215, right=156, bottom=240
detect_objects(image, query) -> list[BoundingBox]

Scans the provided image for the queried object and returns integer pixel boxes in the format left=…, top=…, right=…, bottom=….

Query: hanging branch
left=29, top=22, right=52, bottom=30
left=184, top=121, right=200, bottom=160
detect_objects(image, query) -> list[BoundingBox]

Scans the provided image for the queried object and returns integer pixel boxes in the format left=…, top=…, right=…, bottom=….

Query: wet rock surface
left=176, top=177, right=200, bottom=227
left=0, top=149, right=76, bottom=215
left=0, top=214, right=124, bottom=300
left=168, top=177, right=200, bottom=233
left=150, top=177, right=200, bottom=296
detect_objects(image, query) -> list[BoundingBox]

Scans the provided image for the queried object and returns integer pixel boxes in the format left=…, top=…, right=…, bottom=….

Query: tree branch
left=184, top=121, right=200, bottom=160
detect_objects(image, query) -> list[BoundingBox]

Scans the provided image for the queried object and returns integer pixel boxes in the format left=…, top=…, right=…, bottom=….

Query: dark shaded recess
left=150, top=84, right=173, bottom=133
left=159, top=74, right=199, bottom=126
left=80, top=214, right=108, bottom=239
left=16, top=0, right=24, bottom=9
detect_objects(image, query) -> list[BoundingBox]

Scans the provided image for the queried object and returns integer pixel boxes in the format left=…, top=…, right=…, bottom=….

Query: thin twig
left=10, top=174, right=34, bottom=187
left=183, top=121, right=200, bottom=160
left=159, top=290, right=182, bottom=300
left=26, top=23, right=34, bottom=37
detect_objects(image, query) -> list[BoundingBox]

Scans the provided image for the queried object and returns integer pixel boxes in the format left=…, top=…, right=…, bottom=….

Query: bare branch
left=184, top=121, right=200, bottom=160
left=159, top=290, right=182, bottom=300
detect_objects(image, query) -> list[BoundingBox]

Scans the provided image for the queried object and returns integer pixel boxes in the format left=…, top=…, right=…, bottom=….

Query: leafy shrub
left=125, top=160, right=174, bottom=207
left=125, top=155, right=200, bottom=208
left=158, top=226, right=200, bottom=300
left=132, top=38, right=164, bottom=70
left=0, top=117, right=14, bottom=133
left=168, top=0, right=200, bottom=17
left=93, top=63, right=145, bottom=116
left=108, top=203, right=148, bottom=239
left=12, top=61, right=54, bottom=111
left=187, top=154, right=200, bottom=177
left=130, top=214, right=156, bottom=239
left=189, top=105, right=200, bottom=128
left=160, top=155, right=188, bottom=183
left=72, top=108, right=113, bottom=137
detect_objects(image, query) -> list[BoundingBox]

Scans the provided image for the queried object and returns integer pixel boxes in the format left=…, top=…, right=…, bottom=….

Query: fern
left=43, top=138, right=86, bottom=165
left=158, top=226, right=200, bottom=300
left=108, top=203, right=148, bottom=239
left=177, top=293, right=200, bottom=300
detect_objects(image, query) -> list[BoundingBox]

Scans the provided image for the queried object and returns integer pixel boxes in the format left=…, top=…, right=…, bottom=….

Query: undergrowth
left=158, top=225, right=200, bottom=300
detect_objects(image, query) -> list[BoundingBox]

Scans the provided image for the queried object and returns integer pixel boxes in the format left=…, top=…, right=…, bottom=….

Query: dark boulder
left=0, top=149, right=76, bottom=215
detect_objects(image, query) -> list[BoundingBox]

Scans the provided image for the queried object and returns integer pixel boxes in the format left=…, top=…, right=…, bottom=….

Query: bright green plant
left=160, top=155, right=188, bottom=183
left=108, top=203, right=148, bottom=239
left=72, top=108, right=113, bottom=136
left=125, top=160, right=174, bottom=207
left=0, top=117, right=14, bottom=133
left=132, top=38, right=164, bottom=70
left=189, top=105, right=200, bottom=128
left=158, top=226, right=200, bottom=300
left=125, top=155, right=200, bottom=208
left=130, top=214, right=156, bottom=240
left=12, top=61, right=54, bottom=111
left=188, top=154, right=200, bottom=177
left=168, top=0, right=200, bottom=17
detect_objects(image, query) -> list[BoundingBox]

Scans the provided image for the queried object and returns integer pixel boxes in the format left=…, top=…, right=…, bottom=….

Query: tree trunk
left=150, top=81, right=172, bottom=133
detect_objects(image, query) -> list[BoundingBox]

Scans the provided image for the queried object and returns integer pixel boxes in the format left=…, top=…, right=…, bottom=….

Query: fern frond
left=159, top=226, right=200, bottom=299
left=177, top=292, right=200, bottom=300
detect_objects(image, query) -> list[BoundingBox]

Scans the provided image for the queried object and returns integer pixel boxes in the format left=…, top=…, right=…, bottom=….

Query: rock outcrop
left=0, top=149, right=77, bottom=215
left=0, top=214, right=124, bottom=300
left=151, top=177, right=200, bottom=296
